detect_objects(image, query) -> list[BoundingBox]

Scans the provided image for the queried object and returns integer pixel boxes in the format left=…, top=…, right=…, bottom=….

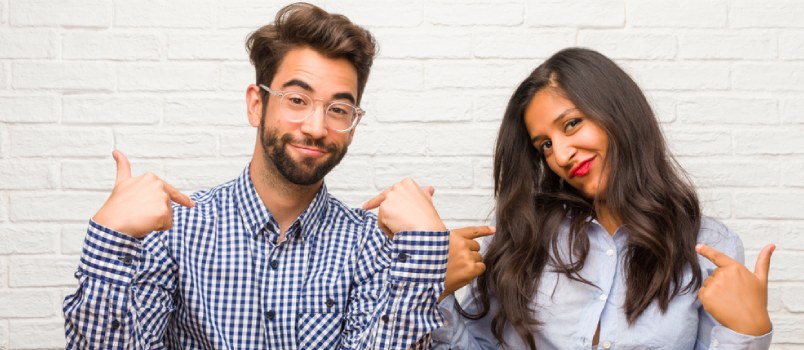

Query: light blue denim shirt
left=432, top=217, right=772, bottom=350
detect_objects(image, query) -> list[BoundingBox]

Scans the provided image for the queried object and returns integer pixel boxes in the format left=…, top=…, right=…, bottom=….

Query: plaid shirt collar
left=234, top=165, right=329, bottom=242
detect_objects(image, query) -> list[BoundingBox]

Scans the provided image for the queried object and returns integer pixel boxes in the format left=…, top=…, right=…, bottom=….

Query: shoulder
left=697, top=217, right=746, bottom=264
left=324, top=193, right=381, bottom=238
left=170, top=178, right=239, bottom=229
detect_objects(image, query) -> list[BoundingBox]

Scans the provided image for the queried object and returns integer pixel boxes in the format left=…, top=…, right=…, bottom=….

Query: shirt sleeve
left=63, top=219, right=178, bottom=349
left=340, top=215, right=449, bottom=349
left=430, top=291, right=501, bottom=349
left=695, top=218, right=773, bottom=350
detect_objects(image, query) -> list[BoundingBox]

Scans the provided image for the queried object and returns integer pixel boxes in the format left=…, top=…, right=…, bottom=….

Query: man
left=63, top=3, right=456, bottom=348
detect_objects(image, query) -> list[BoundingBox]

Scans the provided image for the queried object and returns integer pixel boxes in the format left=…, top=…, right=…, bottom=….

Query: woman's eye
left=540, top=140, right=552, bottom=152
left=564, top=118, right=581, bottom=131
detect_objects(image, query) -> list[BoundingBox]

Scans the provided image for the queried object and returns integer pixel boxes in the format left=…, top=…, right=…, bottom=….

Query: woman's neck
left=595, top=204, right=621, bottom=236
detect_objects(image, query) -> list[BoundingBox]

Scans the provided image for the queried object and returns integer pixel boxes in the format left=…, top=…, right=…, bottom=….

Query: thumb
left=753, top=243, right=776, bottom=284
left=424, top=186, right=435, bottom=197
left=112, top=150, right=132, bottom=185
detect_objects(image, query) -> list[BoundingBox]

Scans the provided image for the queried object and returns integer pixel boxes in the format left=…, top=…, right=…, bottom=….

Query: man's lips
left=289, top=143, right=328, bottom=157
left=569, top=157, right=594, bottom=178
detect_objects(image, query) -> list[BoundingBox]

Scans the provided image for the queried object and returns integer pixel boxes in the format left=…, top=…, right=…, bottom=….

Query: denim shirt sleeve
left=694, top=218, right=773, bottom=350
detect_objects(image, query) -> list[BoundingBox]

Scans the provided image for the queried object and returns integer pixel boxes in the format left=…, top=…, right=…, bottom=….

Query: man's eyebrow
left=281, top=79, right=357, bottom=104
left=333, top=92, right=356, bottom=104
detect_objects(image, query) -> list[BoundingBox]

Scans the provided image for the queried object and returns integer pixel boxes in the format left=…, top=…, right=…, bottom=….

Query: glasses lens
left=281, top=92, right=313, bottom=122
left=326, top=102, right=356, bottom=131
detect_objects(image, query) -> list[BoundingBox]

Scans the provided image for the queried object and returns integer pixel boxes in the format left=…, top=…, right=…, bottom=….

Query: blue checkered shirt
left=63, top=166, right=448, bottom=349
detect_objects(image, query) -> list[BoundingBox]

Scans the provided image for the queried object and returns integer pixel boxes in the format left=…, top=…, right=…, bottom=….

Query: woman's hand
left=696, top=243, right=776, bottom=336
left=440, top=226, right=495, bottom=302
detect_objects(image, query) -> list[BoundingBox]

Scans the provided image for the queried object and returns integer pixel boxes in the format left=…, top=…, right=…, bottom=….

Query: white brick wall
left=0, top=1, right=802, bottom=348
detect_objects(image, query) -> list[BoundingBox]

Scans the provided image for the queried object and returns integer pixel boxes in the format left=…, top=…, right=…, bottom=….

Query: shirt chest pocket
left=296, top=279, right=349, bottom=339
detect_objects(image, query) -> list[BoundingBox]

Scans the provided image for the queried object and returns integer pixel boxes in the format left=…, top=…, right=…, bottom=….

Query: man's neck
left=249, top=157, right=321, bottom=238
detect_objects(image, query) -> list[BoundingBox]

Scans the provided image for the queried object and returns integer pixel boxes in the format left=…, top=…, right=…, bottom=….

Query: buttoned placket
left=589, top=222, right=621, bottom=349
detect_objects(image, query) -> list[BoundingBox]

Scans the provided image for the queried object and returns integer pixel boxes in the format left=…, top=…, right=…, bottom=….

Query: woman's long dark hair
left=461, top=48, right=703, bottom=349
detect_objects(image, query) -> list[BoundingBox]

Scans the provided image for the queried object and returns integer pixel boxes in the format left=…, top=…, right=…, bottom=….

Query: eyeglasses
left=259, top=84, right=364, bottom=133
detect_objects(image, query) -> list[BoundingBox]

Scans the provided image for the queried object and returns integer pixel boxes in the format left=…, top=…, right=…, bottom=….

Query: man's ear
left=246, top=84, right=263, bottom=128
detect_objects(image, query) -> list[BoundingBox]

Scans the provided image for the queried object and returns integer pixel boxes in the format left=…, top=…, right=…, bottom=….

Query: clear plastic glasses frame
left=259, top=84, right=364, bottom=132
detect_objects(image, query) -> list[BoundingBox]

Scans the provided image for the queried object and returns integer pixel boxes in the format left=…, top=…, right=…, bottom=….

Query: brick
left=626, top=62, right=730, bottom=91
left=474, top=30, right=575, bottom=59
left=327, top=0, right=422, bottom=28
left=781, top=284, right=804, bottom=312
left=0, top=290, right=56, bottom=317
left=766, top=285, right=783, bottom=312
left=773, top=315, right=804, bottom=344
left=165, top=96, right=245, bottom=126
left=682, top=160, right=779, bottom=188
left=373, top=159, right=473, bottom=190
left=734, top=192, right=804, bottom=219
left=780, top=31, right=804, bottom=60
left=0, top=95, right=58, bottom=123
left=367, top=61, right=423, bottom=92
left=168, top=32, right=248, bottom=60
left=218, top=1, right=285, bottom=29
left=63, top=32, right=162, bottom=60
left=428, top=1, right=523, bottom=26
left=370, top=91, right=471, bottom=123
left=221, top=63, right=254, bottom=92
left=10, top=0, right=110, bottom=27
left=10, top=126, right=112, bottom=157
left=425, top=60, right=533, bottom=89
left=9, top=256, right=79, bottom=287
left=734, top=129, right=804, bottom=155
left=0, top=124, right=7, bottom=158
left=349, top=127, right=427, bottom=156
left=375, top=31, right=471, bottom=59
left=780, top=222, right=804, bottom=249
left=0, top=63, right=7, bottom=90
left=578, top=31, right=676, bottom=60
left=679, top=31, right=775, bottom=60
left=8, top=319, right=64, bottom=349
left=473, top=92, right=509, bottom=123
left=0, top=258, right=7, bottom=288
left=118, top=63, right=219, bottom=92
left=164, top=161, right=244, bottom=191
left=0, top=161, right=57, bottom=189
left=116, top=129, right=217, bottom=158
left=473, top=158, right=493, bottom=190
left=664, top=130, right=730, bottom=157
left=782, top=161, right=804, bottom=187
left=426, top=127, right=496, bottom=156
left=0, top=226, right=60, bottom=262
left=677, top=96, right=777, bottom=125
left=782, top=99, right=804, bottom=124
left=721, top=219, right=779, bottom=251
left=645, top=93, right=677, bottom=124
left=432, top=192, right=494, bottom=221
left=220, top=128, right=256, bottom=157
left=115, top=0, right=214, bottom=28
left=697, top=190, right=731, bottom=219
left=0, top=30, right=55, bottom=58
left=61, top=159, right=163, bottom=190
left=61, top=224, right=87, bottom=255
left=12, top=62, right=114, bottom=91
left=63, top=95, right=162, bottom=125
left=525, top=0, right=622, bottom=27
left=10, top=192, right=106, bottom=222
left=0, top=194, right=7, bottom=223
left=629, top=0, right=726, bottom=28
left=733, top=64, right=804, bottom=91
left=756, top=251, right=804, bottom=282
left=730, top=0, right=804, bottom=28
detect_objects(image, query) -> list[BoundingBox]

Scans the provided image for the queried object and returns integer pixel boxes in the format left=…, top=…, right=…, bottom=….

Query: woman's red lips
left=569, top=157, right=594, bottom=178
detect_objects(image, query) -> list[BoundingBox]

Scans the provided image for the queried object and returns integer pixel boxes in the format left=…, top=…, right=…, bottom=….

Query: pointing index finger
left=164, top=182, right=195, bottom=208
left=456, top=225, right=496, bottom=239
left=696, top=243, right=737, bottom=268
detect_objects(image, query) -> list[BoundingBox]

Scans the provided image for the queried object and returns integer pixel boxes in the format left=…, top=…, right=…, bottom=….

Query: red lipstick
left=569, top=157, right=594, bottom=178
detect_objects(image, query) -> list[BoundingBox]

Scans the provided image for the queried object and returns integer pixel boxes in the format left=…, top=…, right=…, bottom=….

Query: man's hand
left=439, top=225, right=495, bottom=302
left=92, top=150, right=194, bottom=238
left=362, top=178, right=445, bottom=239
left=696, top=243, right=775, bottom=336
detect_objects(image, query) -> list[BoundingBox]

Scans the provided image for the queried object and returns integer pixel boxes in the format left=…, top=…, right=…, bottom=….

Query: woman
left=431, top=48, right=774, bottom=349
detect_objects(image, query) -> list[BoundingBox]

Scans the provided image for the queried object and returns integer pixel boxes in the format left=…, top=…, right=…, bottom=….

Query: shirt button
left=381, top=314, right=389, bottom=323
left=606, top=249, right=614, bottom=256
left=110, top=319, right=120, bottom=330
left=603, top=341, right=612, bottom=349
left=711, top=338, right=719, bottom=347
left=73, top=270, right=81, bottom=279
left=599, top=294, right=608, bottom=301
left=326, top=298, right=335, bottom=308
left=119, top=255, right=133, bottom=266
left=398, top=253, right=408, bottom=263
left=266, top=310, right=276, bottom=321
left=270, top=260, right=278, bottom=270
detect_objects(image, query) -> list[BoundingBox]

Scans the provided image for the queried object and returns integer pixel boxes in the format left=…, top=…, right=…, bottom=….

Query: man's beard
left=259, top=120, right=348, bottom=186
